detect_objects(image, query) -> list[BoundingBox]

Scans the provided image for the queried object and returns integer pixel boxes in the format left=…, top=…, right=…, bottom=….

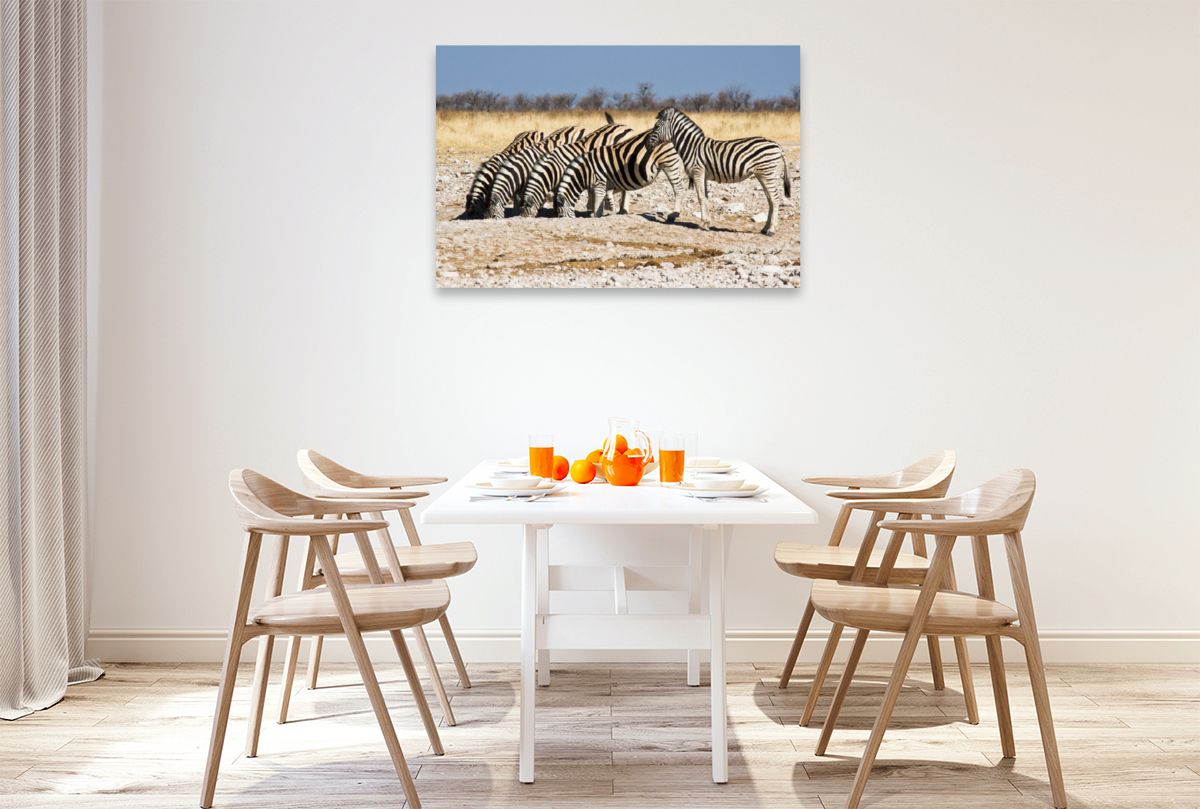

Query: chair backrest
left=229, top=468, right=317, bottom=529
left=827, top=450, right=956, bottom=502
left=895, top=450, right=956, bottom=488
left=298, top=450, right=373, bottom=493
left=940, top=469, right=1036, bottom=533
left=296, top=449, right=445, bottom=498
left=229, top=468, right=392, bottom=535
left=874, top=469, right=1036, bottom=537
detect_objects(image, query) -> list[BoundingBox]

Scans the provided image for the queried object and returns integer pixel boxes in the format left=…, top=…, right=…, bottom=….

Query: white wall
left=87, top=0, right=1200, bottom=663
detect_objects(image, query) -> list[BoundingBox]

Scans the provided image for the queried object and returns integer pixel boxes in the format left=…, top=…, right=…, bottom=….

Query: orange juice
left=659, top=449, right=685, bottom=483
left=529, top=445, right=554, bottom=478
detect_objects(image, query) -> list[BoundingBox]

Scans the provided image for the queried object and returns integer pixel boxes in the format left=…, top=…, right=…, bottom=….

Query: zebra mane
left=660, top=107, right=704, bottom=136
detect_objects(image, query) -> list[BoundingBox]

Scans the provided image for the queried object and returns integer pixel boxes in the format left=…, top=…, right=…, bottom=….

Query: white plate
left=673, top=482, right=768, bottom=499
left=686, top=458, right=733, bottom=471
left=472, top=480, right=563, bottom=496
left=495, top=460, right=529, bottom=471
left=688, top=465, right=737, bottom=475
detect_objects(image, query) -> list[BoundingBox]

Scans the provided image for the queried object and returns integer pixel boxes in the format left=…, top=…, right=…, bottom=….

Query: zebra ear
left=605, top=111, right=615, bottom=125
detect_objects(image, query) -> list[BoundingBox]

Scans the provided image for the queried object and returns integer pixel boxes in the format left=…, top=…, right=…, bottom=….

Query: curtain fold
left=0, top=0, right=98, bottom=721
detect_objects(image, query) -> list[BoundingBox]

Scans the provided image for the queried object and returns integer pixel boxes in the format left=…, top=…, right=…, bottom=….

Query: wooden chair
left=809, top=469, right=1066, bottom=809
left=202, top=469, right=450, bottom=809
left=274, top=450, right=475, bottom=728
left=775, top=450, right=978, bottom=727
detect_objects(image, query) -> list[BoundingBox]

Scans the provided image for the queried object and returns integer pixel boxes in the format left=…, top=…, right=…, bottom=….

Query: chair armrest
left=877, top=516, right=1010, bottom=536
left=839, top=496, right=957, bottom=514
left=249, top=517, right=389, bottom=536
left=828, top=486, right=939, bottom=501
left=310, top=488, right=429, bottom=500
left=358, top=474, right=447, bottom=488
left=308, top=497, right=416, bottom=516
left=803, top=474, right=898, bottom=488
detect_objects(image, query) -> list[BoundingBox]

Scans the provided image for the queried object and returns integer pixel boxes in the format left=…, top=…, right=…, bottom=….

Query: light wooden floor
left=1, top=659, right=1197, bottom=808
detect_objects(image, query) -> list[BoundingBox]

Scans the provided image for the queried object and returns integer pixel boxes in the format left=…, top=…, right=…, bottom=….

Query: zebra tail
left=783, top=159, right=792, bottom=199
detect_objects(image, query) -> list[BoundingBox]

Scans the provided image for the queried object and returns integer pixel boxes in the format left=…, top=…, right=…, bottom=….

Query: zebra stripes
left=647, top=107, right=792, bottom=235
left=486, top=145, right=548, bottom=219
left=543, top=125, right=586, bottom=151
left=499, top=129, right=545, bottom=155
left=519, top=123, right=635, bottom=217
left=554, top=130, right=689, bottom=220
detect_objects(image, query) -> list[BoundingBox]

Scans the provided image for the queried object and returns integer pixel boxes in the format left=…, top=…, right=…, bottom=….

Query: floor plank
left=0, top=661, right=1196, bottom=808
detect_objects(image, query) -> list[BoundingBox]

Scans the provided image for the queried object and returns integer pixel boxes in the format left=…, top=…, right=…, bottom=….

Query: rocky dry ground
left=435, top=145, right=800, bottom=288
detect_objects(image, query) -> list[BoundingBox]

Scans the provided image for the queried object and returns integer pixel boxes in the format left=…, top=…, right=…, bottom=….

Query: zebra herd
left=462, top=108, right=792, bottom=236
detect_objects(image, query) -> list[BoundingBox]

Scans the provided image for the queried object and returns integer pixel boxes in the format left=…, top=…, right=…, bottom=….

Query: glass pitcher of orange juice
left=602, top=417, right=654, bottom=486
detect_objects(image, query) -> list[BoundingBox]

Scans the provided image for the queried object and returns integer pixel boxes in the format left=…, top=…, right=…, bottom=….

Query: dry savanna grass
left=436, top=109, right=801, bottom=154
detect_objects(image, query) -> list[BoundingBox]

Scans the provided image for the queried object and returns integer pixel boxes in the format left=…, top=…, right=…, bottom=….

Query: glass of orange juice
left=658, top=432, right=686, bottom=483
left=529, top=433, right=554, bottom=478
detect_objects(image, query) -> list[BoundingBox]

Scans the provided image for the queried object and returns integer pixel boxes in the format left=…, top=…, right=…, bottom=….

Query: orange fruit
left=551, top=455, right=569, bottom=481
left=569, top=459, right=597, bottom=484
left=602, top=435, right=629, bottom=455
left=627, top=448, right=644, bottom=456
left=586, top=448, right=603, bottom=464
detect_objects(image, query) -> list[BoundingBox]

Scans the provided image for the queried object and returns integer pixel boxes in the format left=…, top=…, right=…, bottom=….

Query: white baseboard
left=88, top=626, right=1200, bottom=665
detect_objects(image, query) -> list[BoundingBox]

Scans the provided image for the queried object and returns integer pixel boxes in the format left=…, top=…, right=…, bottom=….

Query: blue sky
left=436, top=46, right=800, bottom=100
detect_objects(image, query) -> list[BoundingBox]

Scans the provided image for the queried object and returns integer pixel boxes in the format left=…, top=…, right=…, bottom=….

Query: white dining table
left=420, top=458, right=818, bottom=784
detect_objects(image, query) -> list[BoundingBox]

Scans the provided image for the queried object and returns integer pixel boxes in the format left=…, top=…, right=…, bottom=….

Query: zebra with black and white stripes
left=554, top=130, right=689, bottom=220
left=486, top=145, right=548, bottom=219
left=463, top=130, right=547, bottom=218
left=646, top=107, right=791, bottom=235
left=519, top=122, right=636, bottom=217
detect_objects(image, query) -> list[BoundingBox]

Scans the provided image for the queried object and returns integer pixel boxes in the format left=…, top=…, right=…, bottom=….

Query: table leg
left=688, top=527, right=703, bottom=687
left=537, top=526, right=550, bottom=687
left=710, top=524, right=730, bottom=783
left=520, top=524, right=539, bottom=783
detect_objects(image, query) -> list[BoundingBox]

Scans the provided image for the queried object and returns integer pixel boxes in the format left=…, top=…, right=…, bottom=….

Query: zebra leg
left=603, top=191, right=615, bottom=213
left=757, top=172, right=781, bottom=236
left=591, top=181, right=607, bottom=218
left=617, top=191, right=629, bottom=216
left=691, top=167, right=710, bottom=230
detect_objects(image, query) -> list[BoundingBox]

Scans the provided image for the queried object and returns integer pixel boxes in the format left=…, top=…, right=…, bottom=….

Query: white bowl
left=497, top=476, right=543, bottom=489
left=691, top=476, right=745, bottom=491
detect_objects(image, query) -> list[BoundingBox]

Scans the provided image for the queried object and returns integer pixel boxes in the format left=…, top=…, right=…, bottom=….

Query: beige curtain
left=0, top=0, right=98, bottom=721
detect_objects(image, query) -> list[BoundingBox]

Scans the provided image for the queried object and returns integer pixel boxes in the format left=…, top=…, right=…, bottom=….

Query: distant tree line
left=436, top=82, right=800, bottom=113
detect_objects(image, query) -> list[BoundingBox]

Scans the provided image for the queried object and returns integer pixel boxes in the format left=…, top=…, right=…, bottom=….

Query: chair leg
left=925, top=634, right=946, bottom=689
left=389, top=628, right=445, bottom=756
left=953, top=635, right=980, bottom=724
left=842, top=625, right=925, bottom=809
left=353, top=631, right=423, bottom=808
left=412, top=623, right=457, bottom=726
left=779, top=597, right=816, bottom=688
left=1006, top=532, right=1067, bottom=808
left=245, top=535, right=288, bottom=756
left=311, top=536, right=424, bottom=808
left=277, top=634, right=303, bottom=723
left=305, top=635, right=325, bottom=688
left=201, top=533, right=262, bottom=809
left=840, top=536, right=957, bottom=809
left=985, top=634, right=1015, bottom=756
left=940, top=555, right=979, bottom=722
left=815, top=628, right=869, bottom=755
left=801, top=622, right=843, bottom=726
left=244, top=635, right=275, bottom=757
left=200, top=632, right=248, bottom=808
left=439, top=613, right=472, bottom=688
